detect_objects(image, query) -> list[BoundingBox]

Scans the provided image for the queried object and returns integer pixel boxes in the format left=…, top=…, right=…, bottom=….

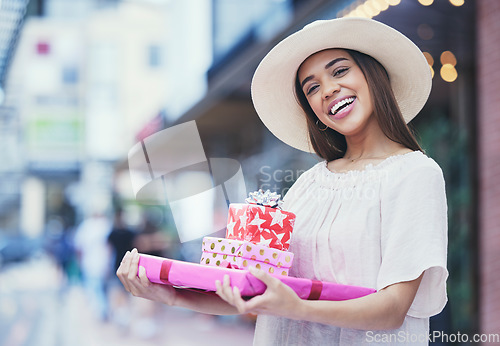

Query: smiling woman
left=116, top=17, right=448, bottom=346
left=245, top=17, right=448, bottom=345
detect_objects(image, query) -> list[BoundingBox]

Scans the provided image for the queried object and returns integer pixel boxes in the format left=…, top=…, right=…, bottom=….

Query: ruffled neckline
left=319, top=150, right=423, bottom=177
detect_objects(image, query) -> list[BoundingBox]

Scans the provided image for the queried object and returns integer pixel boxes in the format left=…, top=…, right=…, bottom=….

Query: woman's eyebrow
left=325, top=57, right=348, bottom=70
left=301, top=75, right=314, bottom=89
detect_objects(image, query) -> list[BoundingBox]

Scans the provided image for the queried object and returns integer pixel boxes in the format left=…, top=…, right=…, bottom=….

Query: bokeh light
left=363, top=2, right=380, bottom=17
left=370, top=0, right=389, bottom=11
left=440, top=50, right=457, bottom=66
left=344, top=0, right=401, bottom=18
left=418, top=0, right=434, bottom=6
left=449, top=0, right=465, bottom=6
left=440, top=64, right=458, bottom=82
left=423, top=52, right=434, bottom=66
left=355, top=4, right=370, bottom=18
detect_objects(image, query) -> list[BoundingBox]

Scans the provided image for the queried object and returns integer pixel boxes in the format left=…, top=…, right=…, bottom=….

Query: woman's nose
left=322, top=81, right=340, bottom=100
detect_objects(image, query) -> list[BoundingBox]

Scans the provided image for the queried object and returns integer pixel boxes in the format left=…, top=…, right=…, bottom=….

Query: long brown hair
left=294, top=49, right=423, bottom=162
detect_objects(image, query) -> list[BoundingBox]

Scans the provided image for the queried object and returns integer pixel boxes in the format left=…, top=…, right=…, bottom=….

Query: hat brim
left=251, top=17, right=432, bottom=153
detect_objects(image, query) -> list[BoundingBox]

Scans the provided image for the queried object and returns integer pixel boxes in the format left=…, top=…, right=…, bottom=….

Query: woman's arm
left=116, top=248, right=239, bottom=315
left=216, top=267, right=423, bottom=330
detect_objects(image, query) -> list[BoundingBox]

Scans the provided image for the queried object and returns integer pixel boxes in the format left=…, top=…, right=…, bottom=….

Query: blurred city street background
left=0, top=0, right=499, bottom=345
left=0, top=254, right=255, bottom=346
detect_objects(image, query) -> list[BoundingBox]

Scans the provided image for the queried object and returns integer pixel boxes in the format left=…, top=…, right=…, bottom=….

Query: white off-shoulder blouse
left=253, top=151, right=448, bottom=345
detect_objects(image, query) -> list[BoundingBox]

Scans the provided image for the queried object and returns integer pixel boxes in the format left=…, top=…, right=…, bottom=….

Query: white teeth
left=330, top=97, right=355, bottom=115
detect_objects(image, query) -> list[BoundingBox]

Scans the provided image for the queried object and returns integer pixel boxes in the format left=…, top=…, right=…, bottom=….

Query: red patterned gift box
left=200, top=236, right=294, bottom=275
left=226, top=203, right=295, bottom=251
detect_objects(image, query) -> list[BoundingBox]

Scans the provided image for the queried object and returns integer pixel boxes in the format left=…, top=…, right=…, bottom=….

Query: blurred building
left=0, top=0, right=31, bottom=236
left=2, top=0, right=214, bottom=235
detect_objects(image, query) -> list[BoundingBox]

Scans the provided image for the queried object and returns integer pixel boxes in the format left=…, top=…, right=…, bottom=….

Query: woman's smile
left=328, top=96, right=357, bottom=119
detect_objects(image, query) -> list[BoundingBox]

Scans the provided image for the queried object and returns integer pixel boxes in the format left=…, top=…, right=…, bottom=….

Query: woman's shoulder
left=380, top=151, right=446, bottom=194
left=386, top=150, right=443, bottom=176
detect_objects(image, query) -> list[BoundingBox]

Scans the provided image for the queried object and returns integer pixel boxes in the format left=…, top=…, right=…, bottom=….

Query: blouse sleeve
left=378, top=159, right=448, bottom=318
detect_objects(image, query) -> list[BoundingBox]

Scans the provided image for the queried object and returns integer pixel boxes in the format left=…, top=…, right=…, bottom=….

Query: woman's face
left=297, top=49, right=375, bottom=137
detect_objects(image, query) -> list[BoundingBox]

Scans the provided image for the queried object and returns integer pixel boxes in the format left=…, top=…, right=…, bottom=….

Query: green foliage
left=417, top=109, right=475, bottom=334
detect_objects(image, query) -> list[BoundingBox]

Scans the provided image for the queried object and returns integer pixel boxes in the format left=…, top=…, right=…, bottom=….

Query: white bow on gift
left=245, top=189, right=283, bottom=209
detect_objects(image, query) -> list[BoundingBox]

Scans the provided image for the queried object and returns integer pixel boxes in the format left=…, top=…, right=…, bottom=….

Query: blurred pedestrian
left=107, top=207, right=137, bottom=329
left=108, top=207, right=137, bottom=274
left=74, top=212, right=112, bottom=321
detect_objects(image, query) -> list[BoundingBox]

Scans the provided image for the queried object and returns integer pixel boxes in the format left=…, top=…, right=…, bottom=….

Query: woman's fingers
left=116, top=250, right=132, bottom=291
left=215, top=268, right=281, bottom=314
left=127, top=248, right=140, bottom=281
left=223, top=274, right=231, bottom=290
left=247, top=266, right=302, bottom=316
left=215, top=279, right=222, bottom=292
left=249, top=266, right=279, bottom=288
left=215, top=275, right=233, bottom=303
left=114, top=250, right=178, bottom=305
left=138, top=266, right=151, bottom=288
left=215, top=274, right=248, bottom=310
left=231, top=285, right=249, bottom=313
left=116, top=248, right=144, bottom=295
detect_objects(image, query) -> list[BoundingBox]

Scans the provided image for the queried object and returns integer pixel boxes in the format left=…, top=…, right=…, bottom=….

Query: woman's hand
left=116, top=248, right=177, bottom=305
left=215, top=267, right=303, bottom=318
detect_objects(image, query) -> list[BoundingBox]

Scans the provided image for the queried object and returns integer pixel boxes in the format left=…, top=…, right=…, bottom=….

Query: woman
left=117, top=18, right=448, bottom=345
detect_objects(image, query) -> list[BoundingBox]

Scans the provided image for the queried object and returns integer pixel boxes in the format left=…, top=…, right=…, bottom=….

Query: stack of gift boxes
left=200, top=190, right=296, bottom=276
left=137, top=189, right=377, bottom=300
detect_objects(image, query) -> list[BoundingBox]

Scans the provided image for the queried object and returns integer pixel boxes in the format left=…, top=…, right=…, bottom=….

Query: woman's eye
left=333, top=67, right=349, bottom=77
left=306, top=85, right=319, bottom=95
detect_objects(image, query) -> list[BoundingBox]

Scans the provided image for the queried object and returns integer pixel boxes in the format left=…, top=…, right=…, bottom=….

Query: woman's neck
left=343, top=123, right=403, bottom=161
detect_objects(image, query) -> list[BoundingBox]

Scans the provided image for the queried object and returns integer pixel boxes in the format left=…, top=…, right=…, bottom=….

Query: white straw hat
left=251, top=17, right=432, bottom=153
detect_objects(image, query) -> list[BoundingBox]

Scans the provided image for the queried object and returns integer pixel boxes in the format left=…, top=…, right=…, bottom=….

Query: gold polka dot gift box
left=200, top=236, right=294, bottom=276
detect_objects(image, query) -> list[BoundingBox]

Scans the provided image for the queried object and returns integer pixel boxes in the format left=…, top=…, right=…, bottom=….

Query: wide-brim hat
left=251, top=17, right=432, bottom=153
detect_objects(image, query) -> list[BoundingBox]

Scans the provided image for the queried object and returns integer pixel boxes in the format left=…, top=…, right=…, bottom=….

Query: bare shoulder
left=394, top=148, right=414, bottom=156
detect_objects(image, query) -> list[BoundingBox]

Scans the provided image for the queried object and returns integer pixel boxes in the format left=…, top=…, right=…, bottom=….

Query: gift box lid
left=138, top=254, right=376, bottom=301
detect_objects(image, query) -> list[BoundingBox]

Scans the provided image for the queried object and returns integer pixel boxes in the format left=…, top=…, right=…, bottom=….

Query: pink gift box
left=200, top=237, right=293, bottom=275
left=138, top=254, right=376, bottom=301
